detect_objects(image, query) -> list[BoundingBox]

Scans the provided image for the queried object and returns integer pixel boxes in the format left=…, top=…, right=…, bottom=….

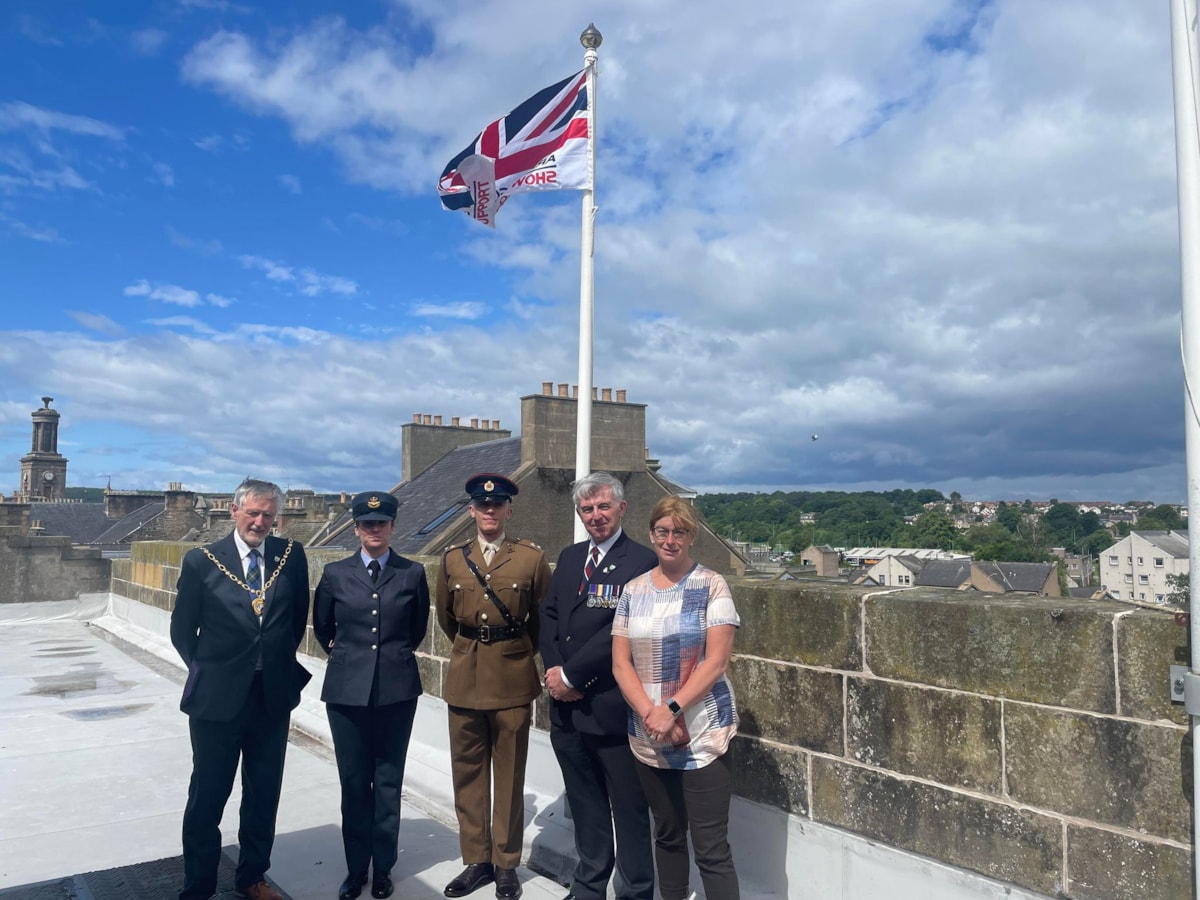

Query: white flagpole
left=1169, top=0, right=1200, bottom=891
left=574, top=23, right=601, bottom=542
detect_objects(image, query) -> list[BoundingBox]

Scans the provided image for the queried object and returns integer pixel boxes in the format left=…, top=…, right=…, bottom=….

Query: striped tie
left=580, top=545, right=599, bottom=594
left=247, top=549, right=261, bottom=591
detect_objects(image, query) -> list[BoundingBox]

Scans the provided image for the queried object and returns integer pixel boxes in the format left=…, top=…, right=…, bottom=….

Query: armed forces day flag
left=438, top=69, right=591, bottom=228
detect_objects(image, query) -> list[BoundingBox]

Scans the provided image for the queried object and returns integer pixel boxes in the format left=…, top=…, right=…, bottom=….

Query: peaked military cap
left=465, top=473, right=518, bottom=504
left=351, top=491, right=398, bottom=522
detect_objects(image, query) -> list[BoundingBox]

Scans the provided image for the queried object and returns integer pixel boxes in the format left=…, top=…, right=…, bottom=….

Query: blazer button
left=481, top=613, right=489, bottom=621
left=565, top=636, right=572, bottom=642
left=371, top=644, right=378, bottom=651
left=371, top=627, right=377, bottom=634
left=372, top=609, right=378, bottom=616
left=372, top=593, right=380, bottom=600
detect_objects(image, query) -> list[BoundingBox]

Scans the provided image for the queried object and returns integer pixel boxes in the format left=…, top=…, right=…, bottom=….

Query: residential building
left=1099, top=530, right=1189, bottom=605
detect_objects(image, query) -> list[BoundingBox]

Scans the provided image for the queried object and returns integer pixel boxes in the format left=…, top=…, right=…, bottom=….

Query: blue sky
left=0, top=0, right=1185, bottom=502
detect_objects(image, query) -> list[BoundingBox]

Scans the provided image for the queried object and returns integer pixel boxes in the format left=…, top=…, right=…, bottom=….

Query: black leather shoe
left=338, top=873, right=368, bottom=900
left=370, top=873, right=394, bottom=899
left=444, top=862, right=495, bottom=897
left=494, top=867, right=521, bottom=900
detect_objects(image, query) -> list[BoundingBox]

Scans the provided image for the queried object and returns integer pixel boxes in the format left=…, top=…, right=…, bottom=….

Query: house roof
left=320, top=436, right=523, bottom=556
left=92, top=502, right=166, bottom=544
left=975, top=561, right=1055, bottom=593
left=1136, top=530, right=1190, bottom=558
left=915, top=559, right=973, bottom=588
left=28, top=502, right=111, bottom=543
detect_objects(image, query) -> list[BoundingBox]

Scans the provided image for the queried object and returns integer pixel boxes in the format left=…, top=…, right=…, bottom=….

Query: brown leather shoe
left=238, top=882, right=283, bottom=900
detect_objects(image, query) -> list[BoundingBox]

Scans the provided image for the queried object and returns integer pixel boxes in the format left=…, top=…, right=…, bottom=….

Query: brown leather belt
left=458, top=622, right=524, bottom=644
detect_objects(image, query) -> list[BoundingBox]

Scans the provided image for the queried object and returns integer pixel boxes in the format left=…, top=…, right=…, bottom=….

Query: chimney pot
left=542, top=381, right=553, bottom=395
left=434, top=415, right=443, bottom=426
left=558, top=383, right=569, bottom=397
left=412, top=413, right=421, bottom=423
left=592, top=387, right=599, bottom=400
left=452, top=416, right=461, bottom=427
left=492, top=420, right=500, bottom=430
left=616, top=389, right=626, bottom=403
left=572, top=385, right=579, bottom=398
left=471, top=418, right=479, bottom=428
left=602, top=388, right=613, bottom=401
left=422, top=414, right=431, bottom=425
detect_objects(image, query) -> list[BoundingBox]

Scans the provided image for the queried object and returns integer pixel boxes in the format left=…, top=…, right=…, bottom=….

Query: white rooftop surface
left=0, top=609, right=566, bottom=900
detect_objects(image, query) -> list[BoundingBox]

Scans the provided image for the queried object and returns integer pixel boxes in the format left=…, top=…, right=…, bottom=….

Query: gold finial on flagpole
left=580, top=23, right=602, bottom=50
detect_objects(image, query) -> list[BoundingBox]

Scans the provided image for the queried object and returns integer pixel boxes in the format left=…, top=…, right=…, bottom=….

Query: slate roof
left=320, top=436, right=523, bottom=556
left=1138, top=530, right=1190, bottom=558
left=975, top=561, right=1055, bottom=594
left=893, top=555, right=926, bottom=575
left=28, top=502, right=112, bottom=543
left=915, top=559, right=973, bottom=588
left=92, top=502, right=166, bottom=544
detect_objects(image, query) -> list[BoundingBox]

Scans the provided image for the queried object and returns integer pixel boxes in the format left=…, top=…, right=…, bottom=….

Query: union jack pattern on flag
left=438, top=70, right=591, bottom=228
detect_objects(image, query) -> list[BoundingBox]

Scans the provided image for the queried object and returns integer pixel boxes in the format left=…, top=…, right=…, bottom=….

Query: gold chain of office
left=202, top=539, right=295, bottom=616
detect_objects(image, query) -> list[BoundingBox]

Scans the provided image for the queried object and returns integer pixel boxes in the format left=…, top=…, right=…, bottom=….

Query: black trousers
left=180, top=674, right=290, bottom=900
left=635, top=755, right=739, bottom=900
left=551, top=724, right=654, bottom=900
left=326, top=698, right=419, bottom=876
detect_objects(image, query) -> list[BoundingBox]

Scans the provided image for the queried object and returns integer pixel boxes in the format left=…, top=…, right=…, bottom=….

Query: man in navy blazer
left=314, top=491, right=430, bottom=900
left=171, top=478, right=312, bottom=900
left=540, top=473, right=657, bottom=900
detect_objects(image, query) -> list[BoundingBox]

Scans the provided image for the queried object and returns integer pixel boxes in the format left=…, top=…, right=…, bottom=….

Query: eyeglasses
left=651, top=527, right=690, bottom=542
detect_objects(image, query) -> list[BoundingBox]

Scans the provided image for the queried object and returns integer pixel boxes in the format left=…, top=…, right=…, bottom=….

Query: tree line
left=696, top=490, right=1185, bottom=562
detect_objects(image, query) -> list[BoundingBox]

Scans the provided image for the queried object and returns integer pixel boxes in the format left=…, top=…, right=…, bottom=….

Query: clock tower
left=19, top=397, right=68, bottom=501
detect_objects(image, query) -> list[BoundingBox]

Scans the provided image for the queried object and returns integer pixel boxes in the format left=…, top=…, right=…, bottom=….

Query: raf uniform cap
left=465, top=473, right=518, bottom=504
left=351, top=491, right=398, bottom=522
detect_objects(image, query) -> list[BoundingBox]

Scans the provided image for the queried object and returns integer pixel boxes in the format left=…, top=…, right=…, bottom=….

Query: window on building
left=1137, top=556, right=1143, bottom=564
left=1155, top=558, right=1164, bottom=567
left=1112, top=590, right=1121, bottom=599
left=1124, top=574, right=1133, bottom=583
left=1139, top=575, right=1149, bottom=584
left=1109, top=555, right=1119, bottom=565
left=1139, top=592, right=1146, bottom=600
left=1157, top=594, right=1165, bottom=603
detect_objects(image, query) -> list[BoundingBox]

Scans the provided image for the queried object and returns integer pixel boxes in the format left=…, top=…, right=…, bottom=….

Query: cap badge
left=367, top=496, right=381, bottom=509
left=483, top=480, right=495, bottom=492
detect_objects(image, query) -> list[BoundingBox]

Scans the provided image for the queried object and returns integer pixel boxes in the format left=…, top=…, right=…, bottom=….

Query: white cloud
left=238, top=254, right=294, bottom=281
left=68, top=312, right=124, bottom=336
left=278, top=173, right=302, bottom=194
left=239, top=253, right=357, bottom=296
left=131, top=28, right=169, bottom=57
left=0, top=213, right=62, bottom=242
left=0, top=102, right=124, bottom=141
left=167, top=227, right=223, bottom=255
left=206, top=293, right=236, bottom=308
left=123, top=280, right=203, bottom=307
left=412, top=301, right=486, bottom=319
left=151, top=161, right=175, bottom=187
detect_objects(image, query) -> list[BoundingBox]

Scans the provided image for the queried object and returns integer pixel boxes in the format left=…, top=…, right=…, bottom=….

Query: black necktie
left=368, top=559, right=381, bottom=583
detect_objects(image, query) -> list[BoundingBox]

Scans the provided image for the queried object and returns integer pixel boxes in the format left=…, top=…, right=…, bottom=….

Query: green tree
left=912, top=508, right=956, bottom=549
left=1167, top=572, right=1189, bottom=608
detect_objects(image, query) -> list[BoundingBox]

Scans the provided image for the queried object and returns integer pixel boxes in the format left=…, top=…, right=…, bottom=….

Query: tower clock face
left=43, top=471, right=55, bottom=482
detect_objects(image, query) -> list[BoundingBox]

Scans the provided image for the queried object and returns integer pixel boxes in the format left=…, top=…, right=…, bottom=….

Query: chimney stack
left=542, top=382, right=553, bottom=395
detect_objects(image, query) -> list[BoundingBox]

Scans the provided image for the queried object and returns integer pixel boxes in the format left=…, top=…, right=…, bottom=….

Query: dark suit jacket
left=313, top=550, right=430, bottom=707
left=170, top=533, right=312, bottom=722
left=540, top=530, right=657, bottom=735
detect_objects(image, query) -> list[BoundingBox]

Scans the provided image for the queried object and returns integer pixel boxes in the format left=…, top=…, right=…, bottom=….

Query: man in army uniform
left=436, top=474, right=551, bottom=900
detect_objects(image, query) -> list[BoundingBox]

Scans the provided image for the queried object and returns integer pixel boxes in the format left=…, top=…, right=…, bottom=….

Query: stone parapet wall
left=1, top=533, right=109, bottom=603
left=111, top=547, right=1192, bottom=898
left=729, top=584, right=1191, bottom=899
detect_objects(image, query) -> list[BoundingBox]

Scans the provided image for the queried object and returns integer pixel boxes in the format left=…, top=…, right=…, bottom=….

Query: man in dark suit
left=313, top=491, right=430, bottom=900
left=540, top=472, right=657, bottom=900
left=170, top=478, right=312, bottom=900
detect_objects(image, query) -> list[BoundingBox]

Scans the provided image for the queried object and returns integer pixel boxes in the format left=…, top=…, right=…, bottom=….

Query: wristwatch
left=666, top=698, right=682, bottom=716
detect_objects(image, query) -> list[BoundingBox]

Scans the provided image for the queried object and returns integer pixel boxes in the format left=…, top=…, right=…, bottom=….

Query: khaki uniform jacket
left=436, top=536, right=551, bottom=710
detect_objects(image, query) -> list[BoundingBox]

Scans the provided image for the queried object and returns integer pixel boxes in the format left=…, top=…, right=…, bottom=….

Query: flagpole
left=1169, top=0, right=1200, bottom=891
left=574, top=23, right=601, bottom=542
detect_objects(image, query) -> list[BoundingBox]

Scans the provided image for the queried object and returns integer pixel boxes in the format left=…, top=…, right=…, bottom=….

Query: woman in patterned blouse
left=611, top=497, right=740, bottom=900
